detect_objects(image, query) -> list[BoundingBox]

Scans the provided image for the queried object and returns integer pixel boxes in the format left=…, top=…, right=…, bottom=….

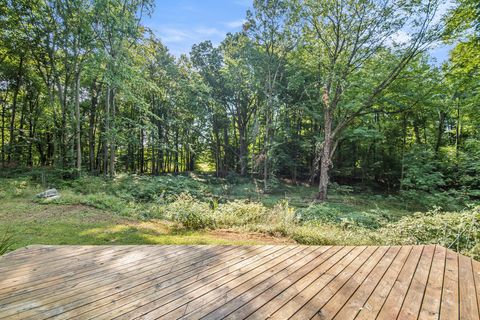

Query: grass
left=0, top=171, right=477, bottom=259
left=0, top=202, right=291, bottom=251
left=0, top=178, right=295, bottom=252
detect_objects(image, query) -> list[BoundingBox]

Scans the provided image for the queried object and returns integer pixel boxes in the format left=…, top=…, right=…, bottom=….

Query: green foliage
left=214, top=200, right=268, bottom=226
left=162, top=193, right=215, bottom=230
left=457, top=139, right=480, bottom=191
left=297, top=204, right=390, bottom=229
left=288, top=224, right=374, bottom=246
left=379, top=206, right=480, bottom=259
left=402, top=146, right=445, bottom=192
left=0, top=229, right=13, bottom=256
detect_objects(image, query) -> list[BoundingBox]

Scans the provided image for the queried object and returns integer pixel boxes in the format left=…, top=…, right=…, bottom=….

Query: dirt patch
left=0, top=201, right=129, bottom=224
left=208, top=229, right=295, bottom=244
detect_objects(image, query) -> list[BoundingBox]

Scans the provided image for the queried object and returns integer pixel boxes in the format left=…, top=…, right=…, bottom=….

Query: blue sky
left=143, top=0, right=251, bottom=57
left=143, top=0, right=451, bottom=63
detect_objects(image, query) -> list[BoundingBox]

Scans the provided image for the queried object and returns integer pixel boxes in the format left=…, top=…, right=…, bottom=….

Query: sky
left=142, top=0, right=452, bottom=64
left=143, top=0, right=250, bottom=57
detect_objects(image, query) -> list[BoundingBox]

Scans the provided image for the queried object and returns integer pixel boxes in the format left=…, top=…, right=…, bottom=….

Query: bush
left=378, top=206, right=479, bottom=259
left=214, top=200, right=268, bottom=226
left=285, top=222, right=374, bottom=246
left=163, top=193, right=215, bottom=230
left=400, top=189, right=471, bottom=211
left=297, top=204, right=389, bottom=229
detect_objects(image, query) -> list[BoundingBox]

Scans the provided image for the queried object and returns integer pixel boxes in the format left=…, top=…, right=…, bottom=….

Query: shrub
left=214, top=200, right=268, bottom=227
left=330, top=183, right=354, bottom=195
left=296, top=204, right=389, bottom=229
left=378, top=206, right=479, bottom=259
left=163, top=193, right=214, bottom=230
left=0, top=229, right=13, bottom=256
left=288, top=223, right=374, bottom=246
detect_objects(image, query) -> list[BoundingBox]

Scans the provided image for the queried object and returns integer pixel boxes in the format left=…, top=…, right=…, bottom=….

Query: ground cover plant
left=0, top=0, right=479, bottom=262
left=1, top=172, right=477, bottom=259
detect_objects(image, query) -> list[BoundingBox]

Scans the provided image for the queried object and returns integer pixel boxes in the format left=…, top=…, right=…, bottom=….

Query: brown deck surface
left=0, top=245, right=478, bottom=319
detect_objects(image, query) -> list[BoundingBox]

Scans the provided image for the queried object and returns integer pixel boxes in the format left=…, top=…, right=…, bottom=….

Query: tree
left=246, top=0, right=296, bottom=190
left=92, top=0, right=153, bottom=176
left=221, top=33, right=259, bottom=176
left=295, top=0, right=444, bottom=200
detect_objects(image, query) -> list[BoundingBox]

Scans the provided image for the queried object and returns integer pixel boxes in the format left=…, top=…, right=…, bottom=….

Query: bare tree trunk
left=74, top=70, right=82, bottom=172
left=140, top=128, right=144, bottom=174
left=317, top=87, right=333, bottom=201
left=399, top=113, right=407, bottom=191
left=238, top=124, right=247, bottom=176
left=435, top=111, right=446, bottom=153
left=455, top=100, right=460, bottom=160
left=1, top=95, right=6, bottom=166
left=8, top=56, right=24, bottom=163
left=263, top=109, right=271, bottom=191
left=103, top=86, right=110, bottom=177
left=89, top=83, right=98, bottom=173
left=317, top=115, right=333, bottom=201
left=109, top=89, right=116, bottom=177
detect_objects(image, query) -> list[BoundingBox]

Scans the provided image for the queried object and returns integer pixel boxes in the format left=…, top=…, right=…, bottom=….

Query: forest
left=0, top=0, right=479, bottom=258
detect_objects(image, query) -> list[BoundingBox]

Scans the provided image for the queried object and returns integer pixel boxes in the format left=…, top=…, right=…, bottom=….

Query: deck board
left=0, top=245, right=478, bottom=319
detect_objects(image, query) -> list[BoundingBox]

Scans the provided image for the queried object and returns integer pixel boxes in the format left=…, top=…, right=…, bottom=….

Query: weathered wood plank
left=266, top=246, right=368, bottom=320
left=396, top=245, right=435, bottom=319
left=0, top=246, right=230, bottom=312
left=313, top=246, right=399, bottom=320
left=293, top=246, right=384, bottom=320
left=240, top=246, right=357, bottom=320
left=55, top=245, right=285, bottom=319
left=363, top=245, right=424, bottom=320
left=440, top=248, right=460, bottom=320
left=0, top=245, right=477, bottom=320
left=1, top=246, right=240, bottom=318
left=333, top=246, right=405, bottom=320
left=419, top=245, right=447, bottom=320
left=459, top=253, right=480, bottom=320
left=110, top=246, right=298, bottom=320
left=185, top=246, right=342, bottom=320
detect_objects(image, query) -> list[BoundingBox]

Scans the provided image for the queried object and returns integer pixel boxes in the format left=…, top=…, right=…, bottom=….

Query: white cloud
left=391, top=30, right=410, bottom=44
left=157, top=27, right=190, bottom=43
left=386, top=30, right=411, bottom=47
left=225, top=19, right=246, bottom=28
left=195, top=27, right=225, bottom=37
left=150, top=24, right=231, bottom=56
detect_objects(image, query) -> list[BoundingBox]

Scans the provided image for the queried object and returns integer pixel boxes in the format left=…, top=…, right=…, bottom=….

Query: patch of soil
left=208, top=229, right=295, bottom=244
left=7, top=202, right=128, bottom=224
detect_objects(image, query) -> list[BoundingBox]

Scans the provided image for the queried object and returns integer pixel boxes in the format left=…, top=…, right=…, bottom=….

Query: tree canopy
left=0, top=0, right=478, bottom=202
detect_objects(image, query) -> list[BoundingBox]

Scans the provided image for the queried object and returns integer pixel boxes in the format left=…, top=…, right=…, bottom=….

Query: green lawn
left=0, top=198, right=292, bottom=253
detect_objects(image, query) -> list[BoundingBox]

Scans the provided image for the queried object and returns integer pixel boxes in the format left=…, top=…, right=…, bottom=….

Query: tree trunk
left=238, top=124, right=247, bottom=176
left=89, top=83, right=98, bottom=173
left=399, top=113, right=407, bottom=191
left=435, top=111, right=446, bottom=153
left=140, top=128, right=144, bottom=174
left=109, top=89, right=116, bottom=177
left=74, top=70, right=82, bottom=172
left=8, top=56, right=24, bottom=163
left=317, top=117, right=333, bottom=201
left=317, top=87, right=333, bottom=201
left=103, top=86, right=110, bottom=177
left=1, top=95, right=6, bottom=166
left=455, top=100, right=460, bottom=160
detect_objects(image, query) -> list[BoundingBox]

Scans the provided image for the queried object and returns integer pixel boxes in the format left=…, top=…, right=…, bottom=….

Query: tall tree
left=296, top=0, right=444, bottom=200
left=246, top=0, right=296, bottom=190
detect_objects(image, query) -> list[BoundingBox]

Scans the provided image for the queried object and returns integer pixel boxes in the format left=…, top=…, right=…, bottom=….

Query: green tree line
left=0, top=0, right=478, bottom=201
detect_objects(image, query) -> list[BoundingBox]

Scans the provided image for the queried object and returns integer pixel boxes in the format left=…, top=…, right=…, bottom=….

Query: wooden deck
left=0, top=245, right=478, bottom=319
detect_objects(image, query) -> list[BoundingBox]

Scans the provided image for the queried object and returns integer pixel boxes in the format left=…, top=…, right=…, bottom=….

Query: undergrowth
left=0, top=171, right=478, bottom=259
